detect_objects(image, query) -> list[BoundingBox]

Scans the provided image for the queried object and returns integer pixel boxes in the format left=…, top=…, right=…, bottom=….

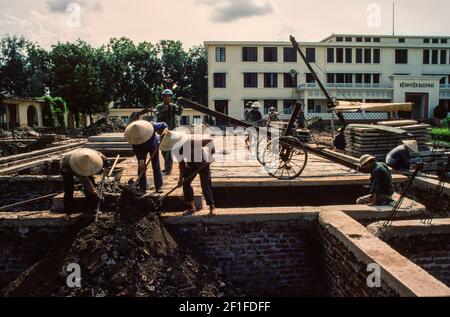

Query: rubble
left=83, top=119, right=125, bottom=137
left=0, top=195, right=243, bottom=297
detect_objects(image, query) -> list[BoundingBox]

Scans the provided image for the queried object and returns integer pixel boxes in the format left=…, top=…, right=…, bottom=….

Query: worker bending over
left=333, top=128, right=347, bottom=151
left=160, top=131, right=216, bottom=217
left=386, top=140, right=419, bottom=171
left=60, top=148, right=108, bottom=213
left=124, top=120, right=168, bottom=193
left=356, top=154, right=394, bottom=206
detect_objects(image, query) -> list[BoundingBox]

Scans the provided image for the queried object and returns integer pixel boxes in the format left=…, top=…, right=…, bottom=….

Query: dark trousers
left=181, top=163, right=214, bottom=206
left=163, top=151, right=174, bottom=173
left=133, top=140, right=163, bottom=191
left=62, top=171, right=98, bottom=213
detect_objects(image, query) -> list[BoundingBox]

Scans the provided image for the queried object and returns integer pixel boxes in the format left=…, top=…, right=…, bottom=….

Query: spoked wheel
left=261, top=136, right=308, bottom=180
left=256, top=137, right=270, bottom=165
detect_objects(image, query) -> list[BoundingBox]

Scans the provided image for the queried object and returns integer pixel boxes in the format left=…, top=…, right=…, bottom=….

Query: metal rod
left=0, top=193, right=59, bottom=211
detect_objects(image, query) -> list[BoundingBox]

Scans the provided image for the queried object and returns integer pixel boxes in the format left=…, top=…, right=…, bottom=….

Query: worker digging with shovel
left=60, top=148, right=109, bottom=214
left=124, top=120, right=168, bottom=195
left=159, top=130, right=217, bottom=217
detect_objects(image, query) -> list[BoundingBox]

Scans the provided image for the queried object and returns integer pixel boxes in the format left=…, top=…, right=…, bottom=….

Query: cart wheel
left=261, top=136, right=308, bottom=180
left=256, top=137, right=270, bottom=165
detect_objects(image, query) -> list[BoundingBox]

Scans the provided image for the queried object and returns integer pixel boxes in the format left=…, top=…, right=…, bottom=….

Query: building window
left=364, top=74, right=372, bottom=84
left=244, top=73, right=258, bottom=88
left=327, top=73, right=335, bottom=83
left=356, top=37, right=363, bottom=42
left=180, top=116, right=190, bottom=126
left=423, top=50, right=430, bottom=64
left=283, top=100, right=296, bottom=114
left=264, top=73, right=278, bottom=88
left=306, top=48, right=316, bottom=63
left=284, top=73, right=297, bottom=88
left=440, top=77, right=446, bottom=85
left=345, top=37, right=352, bottom=42
left=373, top=37, right=381, bottom=43
left=305, top=73, right=315, bottom=84
left=121, top=116, right=130, bottom=124
left=215, top=47, right=226, bottom=62
left=336, top=48, right=344, bottom=63
left=424, top=38, right=430, bottom=44
left=432, top=50, right=439, bottom=64
left=345, top=48, right=352, bottom=63
left=213, top=73, right=226, bottom=88
left=356, top=49, right=363, bottom=63
left=432, top=38, right=439, bottom=44
left=193, top=116, right=202, bottom=125
left=336, top=37, right=343, bottom=42
left=440, top=50, right=447, bottom=64
left=373, top=49, right=381, bottom=64
left=336, top=73, right=345, bottom=84
left=345, top=73, right=353, bottom=84
left=373, top=74, right=380, bottom=84
left=243, top=47, right=258, bottom=62
left=364, top=37, right=372, bottom=42
left=264, top=100, right=278, bottom=114
left=264, top=47, right=278, bottom=62
left=399, top=38, right=406, bottom=43
left=214, top=100, right=229, bottom=115
left=308, top=100, right=319, bottom=113
left=355, top=74, right=363, bottom=84
left=327, top=48, right=334, bottom=63
left=364, top=49, right=372, bottom=63
left=441, top=39, right=448, bottom=44
left=284, top=47, right=297, bottom=62
left=395, top=49, right=408, bottom=64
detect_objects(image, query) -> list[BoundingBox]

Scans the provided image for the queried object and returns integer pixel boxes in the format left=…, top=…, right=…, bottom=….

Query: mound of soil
left=1, top=201, right=241, bottom=297
left=83, top=119, right=125, bottom=137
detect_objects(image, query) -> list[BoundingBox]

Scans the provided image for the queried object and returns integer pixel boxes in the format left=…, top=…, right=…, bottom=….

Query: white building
left=205, top=34, right=450, bottom=123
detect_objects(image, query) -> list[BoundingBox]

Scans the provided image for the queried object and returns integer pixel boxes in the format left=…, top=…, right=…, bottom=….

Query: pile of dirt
left=1, top=195, right=242, bottom=297
left=83, top=118, right=125, bottom=137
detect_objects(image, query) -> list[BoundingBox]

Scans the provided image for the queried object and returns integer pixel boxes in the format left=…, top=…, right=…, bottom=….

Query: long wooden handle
left=108, top=155, right=121, bottom=178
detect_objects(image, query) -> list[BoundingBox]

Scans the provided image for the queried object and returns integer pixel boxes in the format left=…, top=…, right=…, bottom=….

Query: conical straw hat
left=159, top=130, right=188, bottom=152
left=69, top=149, right=104, bottom=177
left=124, top=120, right=155, bottom=145
left=403, top=140, right=419, bottom=154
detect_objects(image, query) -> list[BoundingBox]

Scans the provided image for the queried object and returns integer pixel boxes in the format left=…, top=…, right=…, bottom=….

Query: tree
left=0, top=36, right=29, bottom=96
left=185, top=45, right=208, bottom=105
left=107, top=38, right=163, bottom=108
left=49, top=40, right=111, bottom=127
left=159, top=40, right=189, bottom=97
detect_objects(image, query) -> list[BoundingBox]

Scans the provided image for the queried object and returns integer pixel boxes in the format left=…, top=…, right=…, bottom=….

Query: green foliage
left=434, top=104, right=448, bottom=119
left=432, top=128, right=450, bottom=143
left=39, top=95, right=68, bottom=128
left=442, top=116, right=450, bottom=129
left=1, top=35, right=209, bottom=123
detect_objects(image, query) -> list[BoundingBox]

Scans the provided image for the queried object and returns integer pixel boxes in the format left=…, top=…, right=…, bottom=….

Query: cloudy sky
left=1, top=0, right=450, bottom=48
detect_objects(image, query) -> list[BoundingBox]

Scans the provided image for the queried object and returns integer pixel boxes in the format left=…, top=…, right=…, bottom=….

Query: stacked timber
left=345, top=120, right=431, bottom=159
left=85, top=133, right=134, bottom=157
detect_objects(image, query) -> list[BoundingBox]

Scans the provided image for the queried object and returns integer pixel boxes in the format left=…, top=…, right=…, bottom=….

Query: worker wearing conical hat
left=60, top=148, right=108, bottom=213
left=356, top=155, right=394, bottom=206
left=386, top=140, right=419, bottom=171
left=160, top=130, right=216, bottom=217
left=124, top=120, right=168, bottom=193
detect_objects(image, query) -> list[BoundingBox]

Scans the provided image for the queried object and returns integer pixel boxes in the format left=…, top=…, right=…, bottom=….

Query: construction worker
left=356, top=155, right=394, bottom=206
left=386, top=140, right=419, bottom=171
left=267, top=107, right=280, bottom=127
left=244, top=101, right=253, bottom=122
left=124, top=120, right=168, bottom=193
left=247, top=102, right=263, bottom=149
left=333, top=128, right=347, bottom=151
left=155, top=89, right=184, bottom=175
left=160, top=131, right=216, bottom=217
left=60, top=148, right=108, bottom=213
left=297, top=102, right=306, bottom=129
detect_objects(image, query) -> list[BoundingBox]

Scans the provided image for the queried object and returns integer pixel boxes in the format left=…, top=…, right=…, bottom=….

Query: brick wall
left=167, top=219, right=324, bottom=297
left=383, top=234, right=450, bottom=287
left=0, top=225, right=78, bottom=288
left=0, top=177, right=63, bottom=211
left=320, top=226, right=398, bottom=297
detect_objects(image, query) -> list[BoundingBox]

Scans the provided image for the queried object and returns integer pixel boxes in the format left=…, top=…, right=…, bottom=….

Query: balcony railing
left=299, top=83, right=391, bottom=89
left=440, top=84, right=450, bottom=89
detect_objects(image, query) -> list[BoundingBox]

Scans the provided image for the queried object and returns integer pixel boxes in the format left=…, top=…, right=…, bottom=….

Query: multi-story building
left=205, top=34, right=450, bottom=122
